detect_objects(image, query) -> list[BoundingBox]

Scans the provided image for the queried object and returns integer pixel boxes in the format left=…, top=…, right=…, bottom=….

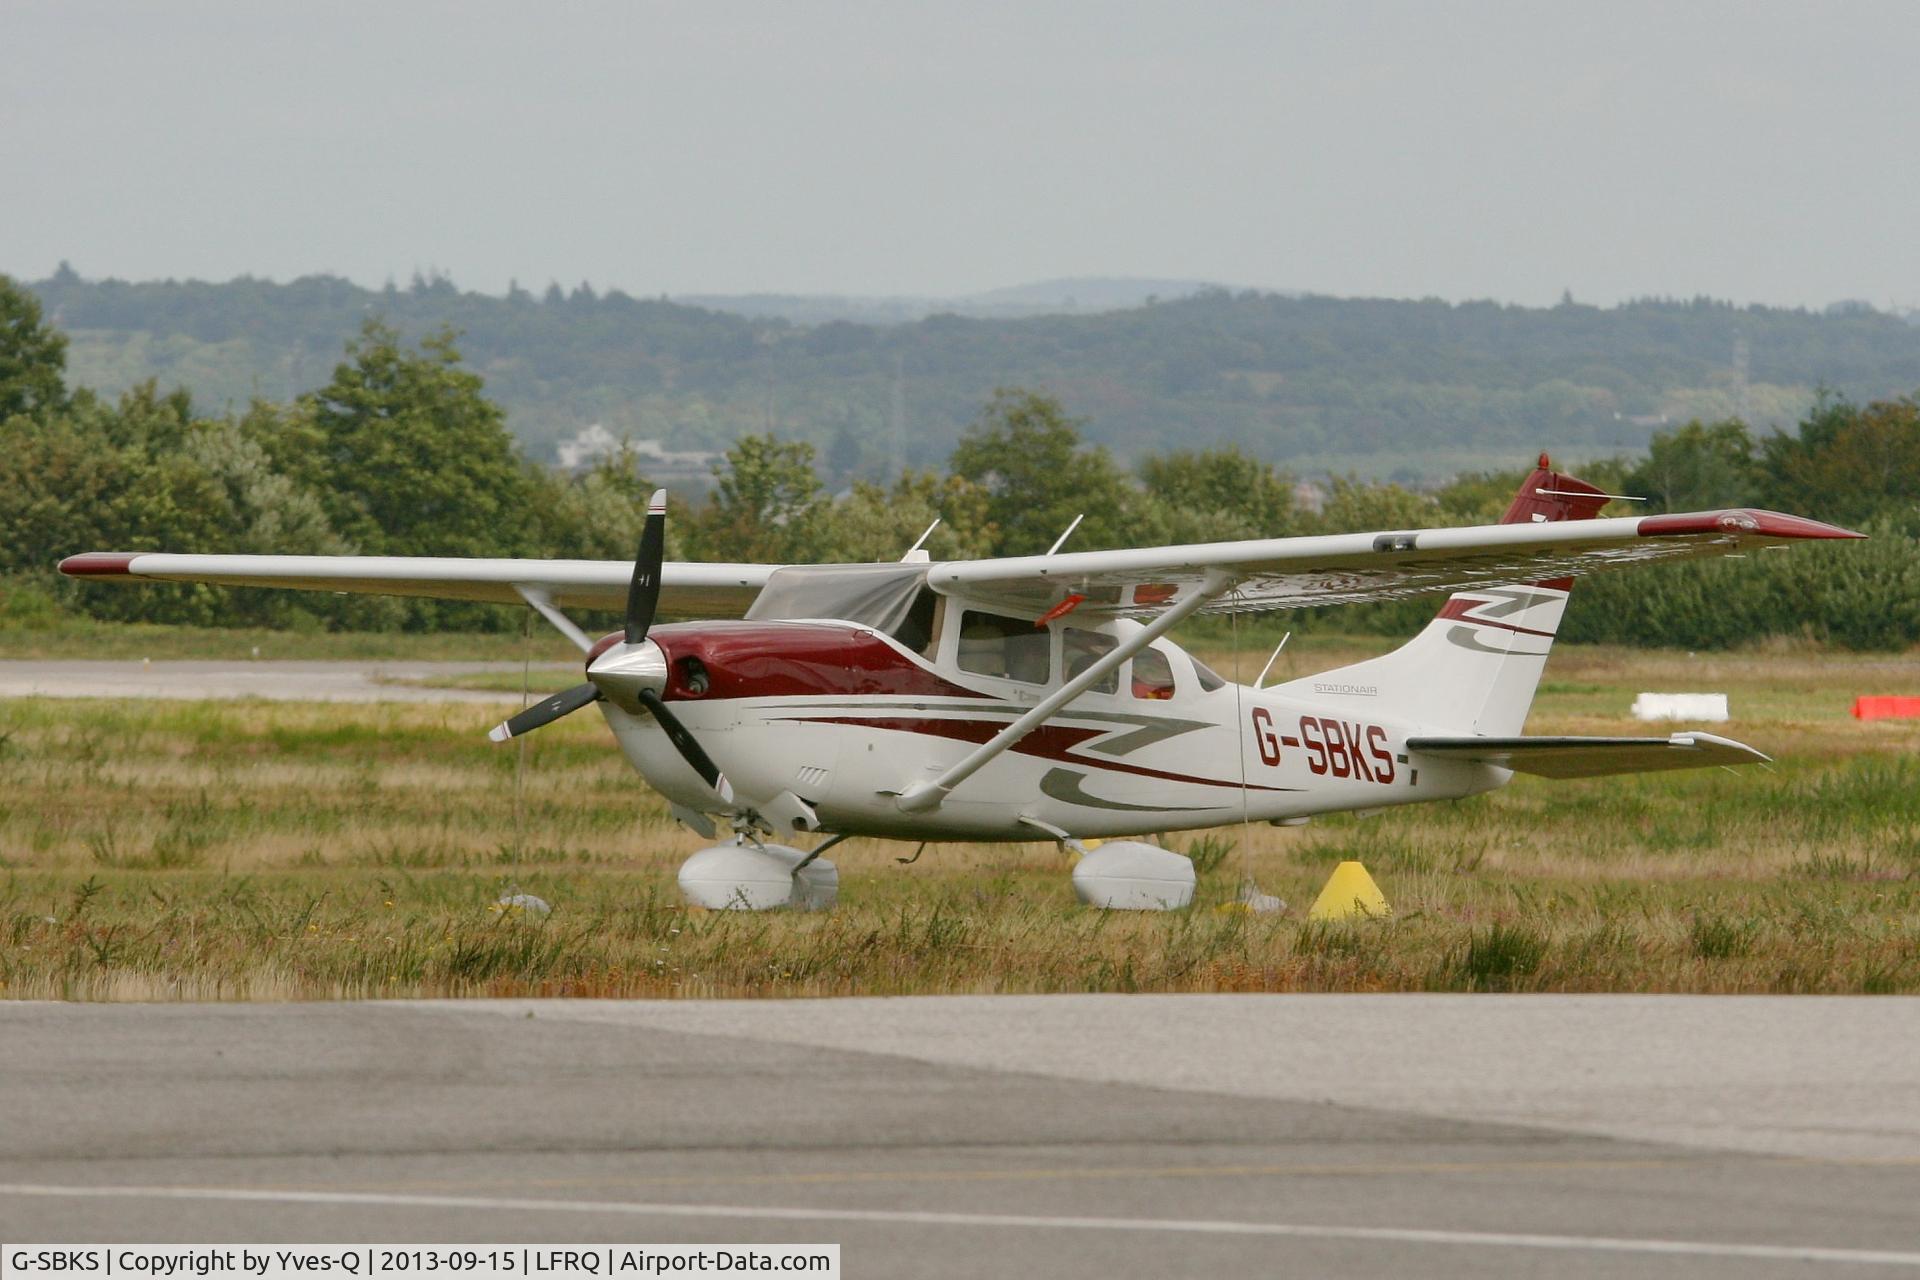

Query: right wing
left=928, top=509, right=1861, bottom=619
left=58, top=552, right=779, bottom=619
left=1406, top=732, right=1769, bottom=778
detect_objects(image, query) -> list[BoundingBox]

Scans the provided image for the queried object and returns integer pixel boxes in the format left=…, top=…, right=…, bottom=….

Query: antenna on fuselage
left=1254, top=632, right=1292, bottom=689
left=1045, top=514, right=1085, bottom=556
left=901, top=518, right=940, bottom=563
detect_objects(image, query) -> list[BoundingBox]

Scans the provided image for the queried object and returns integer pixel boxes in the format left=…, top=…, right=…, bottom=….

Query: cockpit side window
left=957, top=611, right=1051, bottom=685
left=1062, top=628, right=1119, bottom=694
left=1131, top=646, right=1177, bottom=700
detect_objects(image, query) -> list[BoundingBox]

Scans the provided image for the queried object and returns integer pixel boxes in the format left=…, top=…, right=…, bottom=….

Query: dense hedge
left=4, top=273, right=1916, bottom=650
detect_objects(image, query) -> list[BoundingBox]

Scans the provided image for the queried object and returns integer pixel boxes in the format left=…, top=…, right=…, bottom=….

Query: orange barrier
left=1852, top=696, right=1920, bottom=720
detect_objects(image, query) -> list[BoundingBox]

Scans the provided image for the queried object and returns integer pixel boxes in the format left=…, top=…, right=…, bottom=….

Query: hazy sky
left=6, top=0, right=1918, bottom=308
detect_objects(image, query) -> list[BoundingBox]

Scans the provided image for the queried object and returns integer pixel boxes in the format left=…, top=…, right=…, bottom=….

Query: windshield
left=744, top=563, right=934, bottom=648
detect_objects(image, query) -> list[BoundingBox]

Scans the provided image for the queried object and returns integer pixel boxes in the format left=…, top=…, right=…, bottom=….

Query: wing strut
left=893, top=570, right=1235, bottom=813
left=513, top=584, right=593, bottom=653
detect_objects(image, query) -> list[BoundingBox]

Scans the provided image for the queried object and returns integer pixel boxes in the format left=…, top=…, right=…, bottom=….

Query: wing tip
left=487, top=721, right=514, bottom=743
left=59, top=552, right=141, bottom=577
left=648, top=488, right=668, bottom=515
left=1638, top=510, right=1865, bottom=540
left=1673, top=731, right=1771, bottom=764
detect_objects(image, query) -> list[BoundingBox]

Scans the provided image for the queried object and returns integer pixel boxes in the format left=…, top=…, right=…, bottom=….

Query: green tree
left=948, top=389, right=1132, bottom=556
left=1626, top=420, right=1760, bottom=513
left=1312, top=477, right=1436, bottom=533
left=819, top=470, right=997, bottom=562
left=182, top=419, right=349, bottom=558
left=0, top=397, right=239, bottom=625
left=537, top=441, right=685, bottom=562
left=0, top=274, right=67, bottom=422
left=1430, top=466, right=1532, bottom=525
left=0, top=372, right=390, bottom=628
left=303, top=320, right=538, bottom=558
left=1759, top=394, right=1920, bottom=528
left=1137, top=447, right=1297, bottom=543
left=692, top=433, right=828, bottom=562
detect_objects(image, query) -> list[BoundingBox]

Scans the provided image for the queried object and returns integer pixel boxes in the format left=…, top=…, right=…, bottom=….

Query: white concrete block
left=1632, top=692, right=1729, bottom=722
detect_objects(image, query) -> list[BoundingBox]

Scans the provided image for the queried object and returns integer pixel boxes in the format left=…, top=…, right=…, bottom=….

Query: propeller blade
left=624, top=488, right=667, bottom=644
left=636, top=688, right=734, bottom=805
left=488, top=683, right=602, bottom=742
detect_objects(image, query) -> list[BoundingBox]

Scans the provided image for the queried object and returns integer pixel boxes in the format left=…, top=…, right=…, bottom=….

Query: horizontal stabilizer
left=1405, top=732, right=1769, bottom=779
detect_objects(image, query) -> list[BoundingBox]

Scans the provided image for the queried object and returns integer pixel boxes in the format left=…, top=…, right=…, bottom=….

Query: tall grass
left=0, top=640, right=1916, bottom=1000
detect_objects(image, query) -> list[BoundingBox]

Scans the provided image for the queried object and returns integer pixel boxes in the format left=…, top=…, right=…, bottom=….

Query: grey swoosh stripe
left=1445, top=625, right=1552, bottom=657
left=1039, top=768, right=1213, bottom=812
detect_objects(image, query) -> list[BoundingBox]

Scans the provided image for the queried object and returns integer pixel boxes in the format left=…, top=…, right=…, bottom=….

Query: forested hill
left=29, top=266, right=1920, bottom=482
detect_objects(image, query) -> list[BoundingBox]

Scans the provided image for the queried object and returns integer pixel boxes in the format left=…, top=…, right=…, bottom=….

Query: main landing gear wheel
left=678, top=839, right=839, bottom=911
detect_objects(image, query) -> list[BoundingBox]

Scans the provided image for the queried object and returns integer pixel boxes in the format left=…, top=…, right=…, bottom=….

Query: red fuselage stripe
left=787, top=715, right=1295, bottom=793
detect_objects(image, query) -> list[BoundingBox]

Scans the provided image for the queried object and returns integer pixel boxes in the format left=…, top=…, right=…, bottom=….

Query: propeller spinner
left=487, top=489, right=732, bottom=805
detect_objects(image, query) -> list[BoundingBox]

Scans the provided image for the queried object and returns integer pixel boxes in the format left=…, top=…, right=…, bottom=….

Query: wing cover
left=58, top=552, right=777, bottom=619
left=1405, top=732, right=1769, bottom=778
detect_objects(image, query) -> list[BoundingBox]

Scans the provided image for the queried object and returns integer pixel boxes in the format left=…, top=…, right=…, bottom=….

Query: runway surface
left=4, top=996, right=1918, bottom=1277
left=0, top=660, right=562, bottom=703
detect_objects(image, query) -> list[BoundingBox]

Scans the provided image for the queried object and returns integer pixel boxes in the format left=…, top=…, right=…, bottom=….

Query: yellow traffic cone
left=1308, top=861, right=1391, bottom=921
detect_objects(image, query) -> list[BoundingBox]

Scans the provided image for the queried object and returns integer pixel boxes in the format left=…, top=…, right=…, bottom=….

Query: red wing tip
left=1637, top=510, right=1866, bottom=540
left=59, top=552, right=141, bottom=576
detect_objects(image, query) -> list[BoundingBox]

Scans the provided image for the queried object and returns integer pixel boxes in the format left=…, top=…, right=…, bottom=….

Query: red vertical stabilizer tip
left=1501, top=455, right=1608, bottom=525
left=1853, top=696, right=1920, bottom=721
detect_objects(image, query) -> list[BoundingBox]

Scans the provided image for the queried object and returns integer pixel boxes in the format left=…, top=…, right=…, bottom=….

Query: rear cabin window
left=1062, top=628, right=1119, bottom=694
left=1131, top=647, right=1177, bottom=700
left=957, top=611, right=1051, bottom=685
left=1190, top=655, right=1227, bottom=691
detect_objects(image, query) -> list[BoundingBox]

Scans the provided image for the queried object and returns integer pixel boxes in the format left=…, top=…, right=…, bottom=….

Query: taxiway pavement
left=3, top=996, right=1917, bottom=1277
left=0, top=660, right=565, bottom=704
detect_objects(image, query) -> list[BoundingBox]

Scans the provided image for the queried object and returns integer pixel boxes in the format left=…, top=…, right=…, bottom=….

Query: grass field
left=2, top=635, right=1918, bottom=1000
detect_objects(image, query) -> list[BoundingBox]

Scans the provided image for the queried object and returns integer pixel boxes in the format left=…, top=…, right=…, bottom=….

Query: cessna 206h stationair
left=61, top=456, right=1860, bottom=909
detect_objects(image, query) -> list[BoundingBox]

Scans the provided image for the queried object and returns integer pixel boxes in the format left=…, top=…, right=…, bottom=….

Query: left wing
left=58, top=552, right=778, bottom=618
left=1407, top=732, right=1768, bottom=778
left=928, top=509, right=1860, bottom=618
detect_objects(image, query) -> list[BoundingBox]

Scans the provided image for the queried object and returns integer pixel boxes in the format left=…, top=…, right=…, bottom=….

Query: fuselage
left=601, top=613, right=1510, bottom=842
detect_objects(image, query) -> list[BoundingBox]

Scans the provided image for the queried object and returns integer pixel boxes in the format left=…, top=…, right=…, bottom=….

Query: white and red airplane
left=61, top=455, right=1860, bottom=909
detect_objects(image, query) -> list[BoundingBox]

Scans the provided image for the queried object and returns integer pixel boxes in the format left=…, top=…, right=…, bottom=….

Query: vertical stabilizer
left=1272, top=455, right=1610, bottom=736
